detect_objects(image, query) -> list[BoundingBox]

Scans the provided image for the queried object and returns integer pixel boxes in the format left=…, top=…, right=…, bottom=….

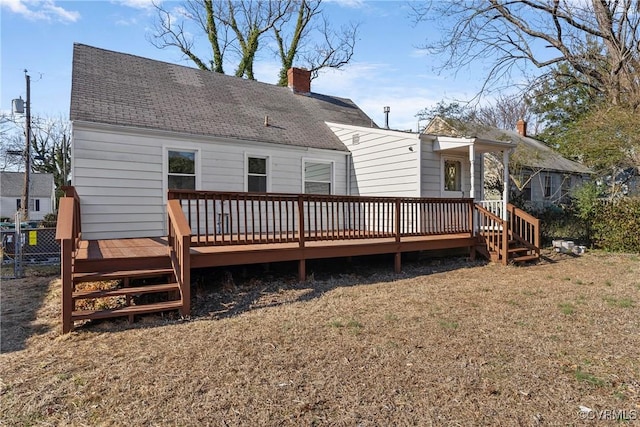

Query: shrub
left=592, top=197, right=640, bottom=252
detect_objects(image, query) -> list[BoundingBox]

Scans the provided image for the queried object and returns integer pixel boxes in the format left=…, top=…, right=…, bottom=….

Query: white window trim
left=163, top=146, right=201, bottom=202
left=302, top=158, right=335, bottom=195
left=244, top=153, right=271, bottom=192
left=440, top=155, right=466, bottom=197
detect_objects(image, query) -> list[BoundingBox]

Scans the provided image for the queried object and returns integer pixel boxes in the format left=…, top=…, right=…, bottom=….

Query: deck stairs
left=70, top=249, right=183, bottom=327
left=476, top=236, right=539, bottom=264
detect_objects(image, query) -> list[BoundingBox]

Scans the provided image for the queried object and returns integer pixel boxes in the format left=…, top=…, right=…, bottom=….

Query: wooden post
left=394, top=199, right=401, bottom=273
left=502, top=217, right=509, bottom=265
left=297, top=195, right=306, bottom=281
left=61, top=239, right=73, bottom=333
left=180, top=233, right=191, bottom=316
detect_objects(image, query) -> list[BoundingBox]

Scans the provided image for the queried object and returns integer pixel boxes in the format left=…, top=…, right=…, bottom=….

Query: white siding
left=328, top=123, right=420, bottom=197
left=420, top=140, right=441, bottom=198
left=72, top=122, right=348, bottom=240
left=0, top=197, right=53, bottom=221
left=421, top=143, right=484, bottom=199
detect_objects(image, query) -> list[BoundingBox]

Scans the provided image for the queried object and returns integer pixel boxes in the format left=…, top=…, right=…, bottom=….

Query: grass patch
left=438, top=319, right=459, bottom=330
left=574, top=366, right=606, bottom=387
left=558, top=302, right=576, bottom=315
left=328, top=318, right=363, bottom=335
left=604, top=296, right=634, bottom=308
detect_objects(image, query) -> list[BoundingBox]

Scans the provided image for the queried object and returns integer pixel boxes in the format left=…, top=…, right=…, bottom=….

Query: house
left=60, top=43, right=539, bottom=332
left=423, top=117, right=592, bottom=211
left=71, top=44, right=519, bottom=240
left=70, top=44, right=376, bottom=240
left=0, top=171, right=55, bottom=221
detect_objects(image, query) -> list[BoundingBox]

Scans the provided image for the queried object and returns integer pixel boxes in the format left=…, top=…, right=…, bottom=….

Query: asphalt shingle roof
left=0, top=172, right=54, bottom=197
left=425, top=117, right=592, bottom=175
left=70, top=44, right=378, bottom=152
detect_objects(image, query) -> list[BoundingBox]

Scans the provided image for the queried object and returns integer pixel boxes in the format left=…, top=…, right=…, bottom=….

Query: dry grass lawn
left=1, top=251, right=640, bottom=426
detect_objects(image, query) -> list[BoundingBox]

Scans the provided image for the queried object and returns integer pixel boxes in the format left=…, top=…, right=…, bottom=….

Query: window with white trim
left=444, top=159, right=462, bottom=192
left=247, top=156, right=268, bottom=192
left=304, top=161, right=332, bottom=194
left=16, top=199, right=40, bottom=211
left=167, top=150, right=196, bottom=190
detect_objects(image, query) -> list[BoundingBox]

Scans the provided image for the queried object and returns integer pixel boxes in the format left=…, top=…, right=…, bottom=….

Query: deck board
left=76, top=233, right=474, bottom=269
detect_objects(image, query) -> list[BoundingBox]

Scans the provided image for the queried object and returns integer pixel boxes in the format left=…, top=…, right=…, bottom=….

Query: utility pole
left=21, top=70, right=31, bottom=221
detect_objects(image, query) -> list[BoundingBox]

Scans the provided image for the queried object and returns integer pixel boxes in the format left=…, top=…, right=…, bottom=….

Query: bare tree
left=30, top=117, right=71, bottom=194
left=0, top=116, right=70, bottom=194
left=412, top=0, right=640, bottom=107
left=150, top=0, right=359, bottom=84
left=475, top=95, right=538, bottom=133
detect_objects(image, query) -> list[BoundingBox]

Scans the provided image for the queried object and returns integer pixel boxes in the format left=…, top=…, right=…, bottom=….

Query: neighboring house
left=423, top=117, right=592, bottom=211
left=70, top=44, right=516, bottom=240
left=0, top=171, right=55, bottom=221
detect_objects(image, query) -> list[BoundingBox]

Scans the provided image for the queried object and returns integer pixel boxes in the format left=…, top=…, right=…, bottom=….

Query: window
left=16, top=199, right=40, bottom=211
left=304, top=161, right=332, bottom=194
left=247, top=157, right=267, bottom=192
left=444, top=160, right=462, bottom=192
left=167, top=150, right=196, bottom=190
left=544, top=175, right=552, bottom=198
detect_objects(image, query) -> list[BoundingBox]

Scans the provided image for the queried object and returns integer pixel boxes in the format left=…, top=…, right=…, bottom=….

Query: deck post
left=501, top=218, right=509, bottom=265
left=297, top=195, right=306, bottom=281
left=61, top=238, right=73, bottom=333
left=180, top=233, right=191, bottom=316
left=394, top=252, right=401, bottom=273
left=394, top=199, right=401, bottom=273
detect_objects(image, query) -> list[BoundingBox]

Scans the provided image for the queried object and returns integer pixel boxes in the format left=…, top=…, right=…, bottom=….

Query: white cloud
left=312, top=61, right=475, bottom=132
left=115, top=0, right=156, bottom=10
left=0, top=0, right=79, bottom=22
left=324, top=0, right=366, bottom=8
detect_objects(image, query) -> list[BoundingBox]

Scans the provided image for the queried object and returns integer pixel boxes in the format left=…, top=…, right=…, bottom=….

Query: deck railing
left=168, top=190, right=475, bottom=246
left=167, top=199, right=191, bottom=316
left=475, top=203, right=509, bottom=265
left=507, top=203, right=541, bottom=257
left=56, top=186, right=83, bottom=333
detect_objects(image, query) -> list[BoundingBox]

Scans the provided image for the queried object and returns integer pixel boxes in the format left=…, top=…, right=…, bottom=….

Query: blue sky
left=1, top=0, right=487, bottom=132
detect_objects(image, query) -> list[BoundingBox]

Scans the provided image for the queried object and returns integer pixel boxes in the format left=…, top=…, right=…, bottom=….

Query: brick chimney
left=287, top=67, right=311, bottom=94
left=516, top=119, right=527, bottom=137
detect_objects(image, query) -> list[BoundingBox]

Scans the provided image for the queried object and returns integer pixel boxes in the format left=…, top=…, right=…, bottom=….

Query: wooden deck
left=75, top=232, right=476, bottom=270
left=57, top=188, right=540, bottom=333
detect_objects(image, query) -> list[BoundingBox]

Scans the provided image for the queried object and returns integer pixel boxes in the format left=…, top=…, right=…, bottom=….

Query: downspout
left=346, top=152, right=352, bottom=195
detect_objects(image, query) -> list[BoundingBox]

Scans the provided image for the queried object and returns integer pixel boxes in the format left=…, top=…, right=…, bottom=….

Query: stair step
left=73, top=268, right=175, bottom=283
left=508, top=246, right=530, bottom=254
left=72, top=300, right=183, bottom=321
left=73, top=282, right=180, bottom=300
left=511, top=254, right=539, bottom=263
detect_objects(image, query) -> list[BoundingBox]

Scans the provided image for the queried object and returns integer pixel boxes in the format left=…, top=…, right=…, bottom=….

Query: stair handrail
left=55, top=187, right=82, bottom=333
left=474, top=203, right=509, bottom=265
left=167, top=199, right=191, bottom=317
left=507, top=203, right=541, bottom=256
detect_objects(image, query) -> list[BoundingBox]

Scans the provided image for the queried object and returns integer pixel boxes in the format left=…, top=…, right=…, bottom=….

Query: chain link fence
left=1, top=216, right=60, bottom=279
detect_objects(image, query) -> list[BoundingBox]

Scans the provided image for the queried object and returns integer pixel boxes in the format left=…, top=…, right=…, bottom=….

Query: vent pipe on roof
left=383, top=106, right=390, bottom=129
left=264, top=115, right=269, bottom=127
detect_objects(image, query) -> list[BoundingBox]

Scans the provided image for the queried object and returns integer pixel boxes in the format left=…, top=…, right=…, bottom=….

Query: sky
left=1, top=0, right=493, bottom=133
